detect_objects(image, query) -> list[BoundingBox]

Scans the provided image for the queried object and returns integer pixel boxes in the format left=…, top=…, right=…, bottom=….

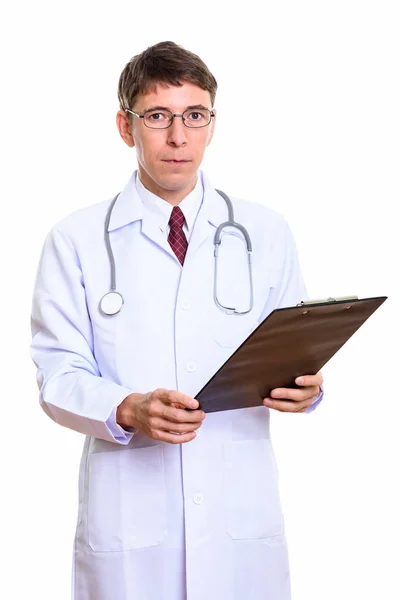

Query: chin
left=157, top=171, right=196, bottom=191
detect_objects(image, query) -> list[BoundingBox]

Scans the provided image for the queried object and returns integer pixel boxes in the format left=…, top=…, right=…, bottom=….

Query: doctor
left=31, top=41, right=323, bottom=600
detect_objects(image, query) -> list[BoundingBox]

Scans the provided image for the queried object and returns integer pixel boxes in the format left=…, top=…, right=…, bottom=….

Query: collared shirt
left=135, top=173, right=204, bottom=242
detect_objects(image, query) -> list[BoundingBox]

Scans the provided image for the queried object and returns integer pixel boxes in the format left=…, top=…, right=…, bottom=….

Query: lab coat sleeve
left=259, top=217, right=324, bottom=412
left=306, top=386, right=323, bottom=413
left=31, top=225, right=135, bottom=444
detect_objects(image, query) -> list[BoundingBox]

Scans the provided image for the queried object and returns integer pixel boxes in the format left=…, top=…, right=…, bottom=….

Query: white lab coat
left=31, top=170, right=311, bottom=600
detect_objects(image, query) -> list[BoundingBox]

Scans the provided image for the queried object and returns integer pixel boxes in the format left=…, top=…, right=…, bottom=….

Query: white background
left=1, top=1, right=399, bottom=599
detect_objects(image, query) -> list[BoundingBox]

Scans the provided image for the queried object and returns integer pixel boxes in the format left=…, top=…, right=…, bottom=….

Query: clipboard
left=195, top=296, right=387, bottom=413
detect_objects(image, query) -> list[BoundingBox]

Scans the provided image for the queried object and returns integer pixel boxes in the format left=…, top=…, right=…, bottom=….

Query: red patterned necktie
left=168, top=206, right=188, bottom=265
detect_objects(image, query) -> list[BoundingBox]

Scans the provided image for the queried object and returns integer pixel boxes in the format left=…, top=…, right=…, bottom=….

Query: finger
left=162, top=405, right=206, bottom=424
left=294, top=372, right=323, bottom=387
left=155, top=430, right=198, bottom=444
left=152, top=418, right=203, bottom=434
left=155, top=388, right=199, bottom=410
left=263, top=397, right=314, bottom=413
left=270, top=385, right=320, bottom=403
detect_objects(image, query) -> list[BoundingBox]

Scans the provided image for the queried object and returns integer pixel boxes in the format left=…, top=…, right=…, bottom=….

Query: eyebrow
left=142, top=104, right=212, bottom=113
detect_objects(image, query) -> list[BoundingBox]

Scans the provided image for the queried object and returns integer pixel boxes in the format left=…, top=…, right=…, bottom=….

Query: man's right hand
left=116, top=388, right=206, bottom=444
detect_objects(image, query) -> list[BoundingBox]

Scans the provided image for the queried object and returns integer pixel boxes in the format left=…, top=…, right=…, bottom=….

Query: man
left=31, top=41, right=323, bottom=600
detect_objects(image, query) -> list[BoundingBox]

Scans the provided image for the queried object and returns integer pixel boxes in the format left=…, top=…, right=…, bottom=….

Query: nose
left=167, top=115, right=188, bottom=147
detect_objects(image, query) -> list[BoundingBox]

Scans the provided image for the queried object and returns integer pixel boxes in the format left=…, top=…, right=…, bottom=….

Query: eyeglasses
left=125, top=107, right=215, bottom=129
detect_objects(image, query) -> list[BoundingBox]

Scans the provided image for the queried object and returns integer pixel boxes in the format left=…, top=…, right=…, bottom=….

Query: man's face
left=117, top=81, right=216, bottom=202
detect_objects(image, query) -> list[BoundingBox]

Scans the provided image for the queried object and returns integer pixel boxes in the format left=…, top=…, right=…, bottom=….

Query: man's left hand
left=263, top=372, right=323, bottom=413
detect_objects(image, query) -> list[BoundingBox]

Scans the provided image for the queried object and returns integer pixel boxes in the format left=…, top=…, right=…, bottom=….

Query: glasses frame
left=125, top=107, right=215, bottom=129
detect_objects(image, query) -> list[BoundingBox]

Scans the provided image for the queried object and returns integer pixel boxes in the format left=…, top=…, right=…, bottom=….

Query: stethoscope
left=100, top=189, right=254, bottom=316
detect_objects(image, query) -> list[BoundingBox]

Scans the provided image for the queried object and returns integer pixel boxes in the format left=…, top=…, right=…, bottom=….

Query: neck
left=138, top=169, right=198, bottom=206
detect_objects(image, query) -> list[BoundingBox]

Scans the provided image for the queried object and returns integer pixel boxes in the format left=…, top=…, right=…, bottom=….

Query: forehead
left=135, top=81, right=212, bottom=110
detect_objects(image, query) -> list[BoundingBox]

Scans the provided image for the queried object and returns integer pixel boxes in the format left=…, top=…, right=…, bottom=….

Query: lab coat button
left=193, top=493, right=204, bottom=505
left=186, top=362, right=196, bottom=372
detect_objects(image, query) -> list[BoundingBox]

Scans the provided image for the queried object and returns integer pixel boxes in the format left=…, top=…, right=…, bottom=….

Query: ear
left=116, top=110, right=135, bottom=148
left=206, top=109, right=217, bottom=147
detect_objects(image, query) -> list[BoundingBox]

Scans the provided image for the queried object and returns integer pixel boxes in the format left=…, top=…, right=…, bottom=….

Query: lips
left=162, top=159, right=190, bottom=163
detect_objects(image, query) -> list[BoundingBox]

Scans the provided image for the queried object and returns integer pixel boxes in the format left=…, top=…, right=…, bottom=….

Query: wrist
left=116, top=393, right=143, bottom=429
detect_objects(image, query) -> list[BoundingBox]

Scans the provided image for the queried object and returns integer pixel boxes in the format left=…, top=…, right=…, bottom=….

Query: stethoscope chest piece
left=100, top=291, right=124, bottom=316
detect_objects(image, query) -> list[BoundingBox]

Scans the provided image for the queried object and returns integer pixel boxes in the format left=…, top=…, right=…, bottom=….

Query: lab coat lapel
left=186, top=173, right=228, bottom=260
left=141, top=210, right=175, bottom=258
left=108, top=170, right=229, bottom=262
left=107, top=172, right=143, bottom=232
left=185, top=211, right=213, bottom=260
left=108, top=170, right=175, bottom=260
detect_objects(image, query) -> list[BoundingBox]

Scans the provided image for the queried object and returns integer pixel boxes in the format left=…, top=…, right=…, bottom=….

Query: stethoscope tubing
left=100, top=188, right=254, bottom=316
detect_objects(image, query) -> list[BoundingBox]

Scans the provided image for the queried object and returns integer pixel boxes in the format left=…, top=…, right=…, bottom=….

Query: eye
left=147, top=111, right=169, bottom=121
left=183, top=109, right=211, bottom=127
left=187, top=111, right=204, bottom=121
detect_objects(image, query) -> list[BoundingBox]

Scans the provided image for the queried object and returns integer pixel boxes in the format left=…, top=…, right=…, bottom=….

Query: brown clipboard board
left=195, top=296, right=387, bottom=413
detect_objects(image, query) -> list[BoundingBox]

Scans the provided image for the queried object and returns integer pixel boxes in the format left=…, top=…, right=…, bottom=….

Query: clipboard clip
left=297, top=295, right=358, bottom=306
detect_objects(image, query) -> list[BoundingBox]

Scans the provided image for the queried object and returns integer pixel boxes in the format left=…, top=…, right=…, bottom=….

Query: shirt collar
left=135, top=173, right=204, bottom=234
left=107, top=170, right=226, bottom=232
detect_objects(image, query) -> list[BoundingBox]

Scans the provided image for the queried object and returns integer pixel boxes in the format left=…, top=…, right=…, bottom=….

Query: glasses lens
left=144, top=110, right=173, bottom=129
left=183, top=109, right=211, bottom=128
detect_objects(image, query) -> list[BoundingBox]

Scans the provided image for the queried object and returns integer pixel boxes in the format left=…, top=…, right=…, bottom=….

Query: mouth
left=162, top=159, right=191, bottom=165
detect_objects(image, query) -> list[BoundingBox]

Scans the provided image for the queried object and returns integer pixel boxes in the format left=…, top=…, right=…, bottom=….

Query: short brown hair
left=118, top=41, right=218, bottom=114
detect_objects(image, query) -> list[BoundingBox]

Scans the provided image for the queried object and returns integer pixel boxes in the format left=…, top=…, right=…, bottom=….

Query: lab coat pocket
left=87, top=445, right=167, bottom=552
left=224, top=439, right=284, bottom=539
